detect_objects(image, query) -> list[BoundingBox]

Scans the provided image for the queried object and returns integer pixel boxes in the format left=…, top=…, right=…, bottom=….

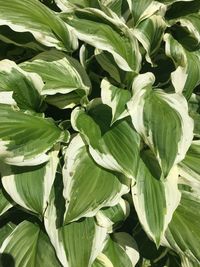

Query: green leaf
left=45, top=186, right=108, bottom=267
left=0, top=188, right=12, bottom=217
left=95, top=49, right=122, bottom=83
left=71, top=102, right=140, bottom=179
left=0, top=59, right=44, bottom=111
left=0, top=223, right=16, bottom=246
left=61, top=8, right=141, bottom=72
left=20, top=50, right=91, bottom=97
left=45, top=92, right=82, bottom=109
left=55, top=0, right=100, bottom=10
left=163, top=191, right=200, bottom=265
left=0, top=25, right=46, bottom=51
left=0, top=104, right=68, bottom=166
left=131, top=150, right=181, bottom=246
left=95, top=198, right=130, bottom=233
left=178, top=141, right=200, bottom=194
left=133, top=15, right=166, bottom=64
left=101, top=78, right=131, bottom=124
left=63, top=135, right=129, bottom=223
left=1, top=149, right=59, bottom=215
left=0, top=0, right=77, bottom=51
left=0, top=221, right=62, bottom=267
left=188, top=94, right=200, bottom=137
left=127, top=0, right=166, bottom=26
left=127, top=73, right=194, bottom=177
left=164, top=33, right=200, bottom=99
left=93, top=233, right=139, bottom=267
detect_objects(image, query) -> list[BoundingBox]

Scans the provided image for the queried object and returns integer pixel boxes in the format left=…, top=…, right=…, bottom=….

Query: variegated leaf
left=178, top=141, right=200, bottom=194
left=45, top=185, right=108, bottom=267
left=0, top=187, right=12, bottom=217
left=164, top=33, right=200, bottom=99
left=63, top=135, right=129, bottom=223
left=132, top=150, right=181, bottom=246
left=60, top=8, right=141, bottom=72
left=1, top=149, right=59, bottom=215
left=0, top=221, right=62, bottom=267
left=0, top=59, right=44, bottom=111
left=92, top=233, right=139, bottom=267
left=95, top=198, right=130, bottom=233
left=127, top=0, right=166, bottom=26
left=20, top=50, right=91, bottom=97
left=71, top=102, right=140, bottom=179
left=127, top=73, right=194, bottom=177
left=0, top=0, right=78, bottom=51
left=133, top=15, right=166, bottom=64
left=162, top=191, right=200, bottom=265
left=101, top=78, right=131, bottom=124
left=0, top=104, right=68, bottom=166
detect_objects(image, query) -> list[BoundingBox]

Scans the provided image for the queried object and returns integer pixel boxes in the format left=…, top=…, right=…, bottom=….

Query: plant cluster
left=0, top=0, right=200, bottom=266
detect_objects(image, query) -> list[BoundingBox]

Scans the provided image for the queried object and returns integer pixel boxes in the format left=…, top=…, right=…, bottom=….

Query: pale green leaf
left=63, top=135, right=129, bottom=223
left=0, top=59, right=44, bottom=111
left=127, top=73, right=194, bottom=177
left=93, top=233, right=139, bottom=267
left=71, top=102, right=140, bottom=179
left=164, top=33, right=200, bottom=99
left=101, top=78, right=131, bottom=124
left=132, top=150, right=181, bottom=246
left=0, top=221, right=62, bottom=267
left=61, top=8, right=141, bottom=72
left=0, top=104, right=68, bottom=166
left=0, top=0, right=78, bottom=51
left=1, top=149, right=59, bottom=215
left=20, top=50, right=91, bottom=96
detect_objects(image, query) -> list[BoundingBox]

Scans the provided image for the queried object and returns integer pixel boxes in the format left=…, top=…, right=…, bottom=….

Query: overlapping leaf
left=0, top=59, right=44, bottom=111
left=0, top=104, right=68, bottom=165
left=0, top=0, right=77, bottom=51
left=20, top=51, right=91, bottom=97
left=0, top=187, right=12, bottom=217
left=164, top=33, right=200, bottom=99
left=132, top=150, right=181, bottom=246
left=163, top=192, right=200, bottom=265
left=127, top=0, right=166, bottom=26
left=45, top=185, right=108, bottom=267
left=178, top=141, right=200, bottom=193
left=96, top=198, right=130, bottom=233
left=133, top=15, right=166, bottom=64
left=92, top=233, right=139, bottom=267
left=62, top=135, right=129, bottom=223
left=1, top=150, right=59, bottom=215
left=71, top=102, right=140, bottom=179
left=60, top=8, right=141, bottom=72
left=101, top=78, right=131, bottom=124
left=127, top=73, right=194, bottom=177
left=0, top=221, right=62, bottom=267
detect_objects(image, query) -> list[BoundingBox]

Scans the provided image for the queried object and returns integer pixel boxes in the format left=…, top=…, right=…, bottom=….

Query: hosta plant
left=0, top=0, right=200, bottom=266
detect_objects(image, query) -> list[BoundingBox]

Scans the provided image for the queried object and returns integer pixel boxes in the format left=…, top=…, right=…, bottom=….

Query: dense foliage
left=0, top=0, right=200, bottom=266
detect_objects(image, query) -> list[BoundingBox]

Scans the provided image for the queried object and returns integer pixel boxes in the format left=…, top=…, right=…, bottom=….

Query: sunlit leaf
left=0, top=104, right=68, bottom=166
left=127, top=73, right=193, bottom=177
